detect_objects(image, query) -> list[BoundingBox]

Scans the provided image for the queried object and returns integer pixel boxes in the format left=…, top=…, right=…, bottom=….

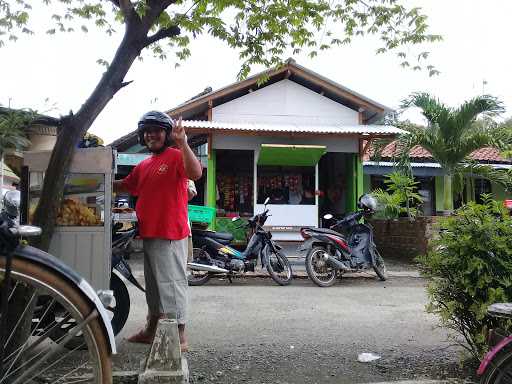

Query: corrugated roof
left=375, top=141, right=511, bottom=164
left=364, top=160, right=512, bottom=170
left=183, top=120, right=404, bottom=135
left=168, top=59, right=393, bottom=123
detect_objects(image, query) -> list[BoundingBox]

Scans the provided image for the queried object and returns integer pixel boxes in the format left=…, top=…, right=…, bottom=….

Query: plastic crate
left=188, top=205, right=216, bottom=224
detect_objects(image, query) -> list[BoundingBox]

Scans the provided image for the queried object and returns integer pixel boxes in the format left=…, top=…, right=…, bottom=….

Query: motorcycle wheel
left=188, top=248, right=212, bottom=286
left=372, top=248, right=388, bottom=281
left=266, top=248, right=292, bottom=286
left=109, top=272, right=130, bottom=335
left=44, top=272, right=129, bottom=350
left=305, top=246, right=337, bottom=287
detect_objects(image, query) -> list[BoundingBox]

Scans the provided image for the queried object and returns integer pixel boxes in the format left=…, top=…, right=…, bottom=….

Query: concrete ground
left=111, top=250, right=475, bottom=384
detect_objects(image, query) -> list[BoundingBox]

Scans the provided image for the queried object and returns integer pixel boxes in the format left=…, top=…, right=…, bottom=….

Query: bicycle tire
left=0, top=255, right=112, bottom=384
left=480, top=347, right=512, bottom=384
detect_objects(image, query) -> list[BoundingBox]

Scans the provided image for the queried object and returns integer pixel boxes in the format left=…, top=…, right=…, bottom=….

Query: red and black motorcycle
left=299, top=194, right=387, bottom=287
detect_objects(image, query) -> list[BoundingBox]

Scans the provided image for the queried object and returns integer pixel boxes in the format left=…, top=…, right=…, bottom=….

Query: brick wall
left=369, top=217, right=440, bottom=261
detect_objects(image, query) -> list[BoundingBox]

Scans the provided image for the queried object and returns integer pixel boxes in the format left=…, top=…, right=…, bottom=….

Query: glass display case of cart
left=28, top=173, right=105, bottom=227
left=23, top=147, right=114, bottom=290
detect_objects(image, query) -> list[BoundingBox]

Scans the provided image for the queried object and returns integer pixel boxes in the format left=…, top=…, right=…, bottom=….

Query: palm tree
left=0, top=109, right=32, bottom=198
left=397, top=93, right=505, bottom=212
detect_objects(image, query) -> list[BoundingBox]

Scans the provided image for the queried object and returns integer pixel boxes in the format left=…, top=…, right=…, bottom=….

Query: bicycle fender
left=12, top=244, right=117, bottom=354
left=477, top=335, right=512, bottom=375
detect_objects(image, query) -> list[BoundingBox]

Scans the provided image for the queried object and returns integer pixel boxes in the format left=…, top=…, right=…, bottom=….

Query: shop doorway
left=318, top=152, right=350, bottom=224
left=216, top=149, right=254, bottom=218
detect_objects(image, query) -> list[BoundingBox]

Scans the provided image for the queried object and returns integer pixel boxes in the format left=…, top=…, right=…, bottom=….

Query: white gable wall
left=212, top=79, right=359, bottom=125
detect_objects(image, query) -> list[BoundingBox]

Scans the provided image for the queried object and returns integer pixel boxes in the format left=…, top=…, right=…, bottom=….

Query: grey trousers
left=143, top=238, right=188, bottom=324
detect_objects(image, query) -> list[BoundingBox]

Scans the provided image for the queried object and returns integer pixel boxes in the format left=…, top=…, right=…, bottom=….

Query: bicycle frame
left=478, top=335, right=512, bottom=376
left=0, top=250, right=14, bottom=378
left=2, top=244, right=117, bottom=354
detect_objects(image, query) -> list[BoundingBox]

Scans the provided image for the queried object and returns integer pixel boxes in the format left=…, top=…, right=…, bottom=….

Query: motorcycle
left=188, top=197, right=293, bottom=286
left=109, top=221, right=145, bottom=335
left=299, top=194, right=387, bottom=287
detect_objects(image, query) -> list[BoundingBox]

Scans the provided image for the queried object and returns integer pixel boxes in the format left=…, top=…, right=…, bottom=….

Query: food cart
left=23, top=147, right=115, bottom=290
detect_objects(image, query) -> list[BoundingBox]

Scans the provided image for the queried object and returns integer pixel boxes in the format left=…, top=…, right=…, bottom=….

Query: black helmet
left=137, top=110, right=175, bottom=147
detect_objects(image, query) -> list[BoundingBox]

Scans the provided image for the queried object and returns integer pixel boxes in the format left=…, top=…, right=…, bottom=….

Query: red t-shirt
left=122, top=147, right=189, bottom=240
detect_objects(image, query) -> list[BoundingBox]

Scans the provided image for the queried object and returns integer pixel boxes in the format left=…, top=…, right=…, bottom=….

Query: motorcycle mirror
left=323, top=214, right=333, bottom=220
left=264, top=197, right=270, bottom=205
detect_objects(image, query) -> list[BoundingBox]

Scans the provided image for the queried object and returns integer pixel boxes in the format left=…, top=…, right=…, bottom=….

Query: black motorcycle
left=188, top=198, right=293, bottom=286
left=109, top=222, right=145, bottom=335
left=299, top=194, right=387, bottom=287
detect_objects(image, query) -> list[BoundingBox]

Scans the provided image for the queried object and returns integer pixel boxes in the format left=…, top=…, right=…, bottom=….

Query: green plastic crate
left=188, top=205, right=216, bottom=224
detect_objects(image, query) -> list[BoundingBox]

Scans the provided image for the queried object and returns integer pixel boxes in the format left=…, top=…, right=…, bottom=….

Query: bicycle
left=0, top=190, right=115, bottom=384
left=478, top=303, right=512, bottom=383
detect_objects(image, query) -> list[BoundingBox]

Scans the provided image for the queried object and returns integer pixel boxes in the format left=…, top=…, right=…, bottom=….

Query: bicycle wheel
left=0, top=256, right=112, bottom=384
left=481, top=348, right=512, bottom=384
left=265, top=248, right=292, bottom=286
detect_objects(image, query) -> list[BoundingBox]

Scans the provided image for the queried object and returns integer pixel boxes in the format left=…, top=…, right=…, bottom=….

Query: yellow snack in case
left=56, top=199, right=101, bottom=226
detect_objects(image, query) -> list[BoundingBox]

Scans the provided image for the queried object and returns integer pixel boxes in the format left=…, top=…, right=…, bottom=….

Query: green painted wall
left=363, top=174, right=371, bottom=194
left=435, top=176, right=444, bottom=212
left=492, top=182, right=509, bottom=201
left=345, top=154, right=361, bottom=212
left=356, top=155, right=363, bottom=200
left=207, top=149, right=216, bottom=229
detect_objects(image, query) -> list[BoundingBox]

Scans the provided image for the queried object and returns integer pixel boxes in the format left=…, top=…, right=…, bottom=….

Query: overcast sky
left=1, top=0, right=511, bottom=144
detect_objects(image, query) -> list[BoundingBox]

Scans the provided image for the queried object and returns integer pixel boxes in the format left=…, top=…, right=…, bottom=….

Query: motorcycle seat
left=307, top=227, right=342, bottom=237
left=192, top=229, right=234, bottom=242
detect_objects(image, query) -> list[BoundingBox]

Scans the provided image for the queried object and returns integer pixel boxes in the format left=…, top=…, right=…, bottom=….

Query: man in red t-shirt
left=114, top=111, right=202, bottom=352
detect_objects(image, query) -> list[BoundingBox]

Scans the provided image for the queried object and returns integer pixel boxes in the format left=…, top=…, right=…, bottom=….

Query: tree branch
left=145, top=25, right=181, bottom=47
left=118, top=0, right=134, bottom=16
left=109, top=0, right=120, bottom=7
left=120, top=80, right=134, bottom=90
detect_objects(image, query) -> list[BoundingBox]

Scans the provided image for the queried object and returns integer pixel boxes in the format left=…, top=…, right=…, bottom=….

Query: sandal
left=127, top=328, right=155, bottom=344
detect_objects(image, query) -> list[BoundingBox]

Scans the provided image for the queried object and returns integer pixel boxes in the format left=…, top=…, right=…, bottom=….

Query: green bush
left=417, top=196, right=512, bottom=358
left=371, top=172, right=423, bottom=220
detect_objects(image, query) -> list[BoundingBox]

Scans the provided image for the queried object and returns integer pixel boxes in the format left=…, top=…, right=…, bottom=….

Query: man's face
left=143, top=126, right=167, bottom=152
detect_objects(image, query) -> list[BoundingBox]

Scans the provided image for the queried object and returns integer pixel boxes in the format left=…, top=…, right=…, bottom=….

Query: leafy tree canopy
left=1, top=0, right=442, bottom=78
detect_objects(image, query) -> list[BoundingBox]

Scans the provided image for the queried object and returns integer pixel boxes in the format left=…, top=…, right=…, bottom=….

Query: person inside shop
left=270, top=187, right=288, bottom=204
left=113, top=111, right=202, bottom=352
left=301, top=188, right=316, bottom=205
left=287, top=175, right=303, bottom=205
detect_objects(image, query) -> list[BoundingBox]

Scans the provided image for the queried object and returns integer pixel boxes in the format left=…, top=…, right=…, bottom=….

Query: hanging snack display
left=218, top=174, right=253, bottom=215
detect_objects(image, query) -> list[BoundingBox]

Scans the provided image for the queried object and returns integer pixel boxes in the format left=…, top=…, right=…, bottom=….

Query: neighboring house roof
left=366, top=141, right=511, bottom=164
left=167, top=58, right=392, bottom=124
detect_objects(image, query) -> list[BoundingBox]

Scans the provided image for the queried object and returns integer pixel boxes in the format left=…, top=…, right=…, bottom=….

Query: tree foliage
left=0, top=108, right=32, bottom=155
left=372, top=94, right=508, bottom=211
left=1, top=0, right=442, bottom=78
left=418, top=196, right=512, bottom=359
